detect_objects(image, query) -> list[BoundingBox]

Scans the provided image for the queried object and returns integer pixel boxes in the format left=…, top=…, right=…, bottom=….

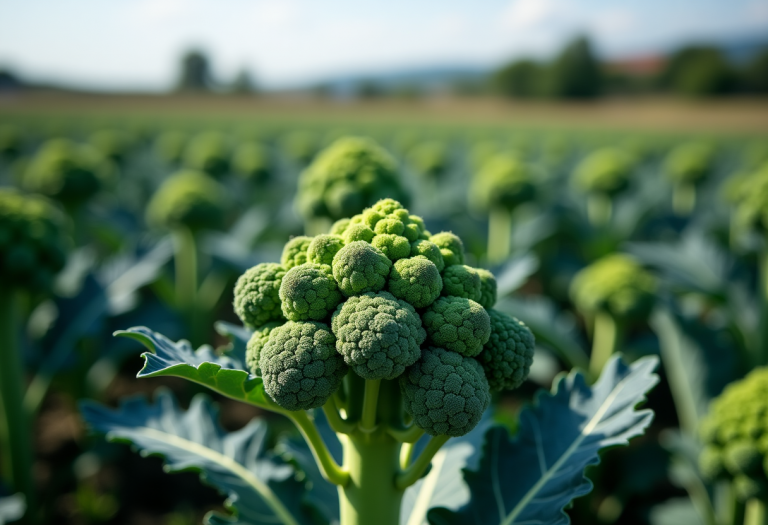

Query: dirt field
left=2, top=91, right=767, bottom=135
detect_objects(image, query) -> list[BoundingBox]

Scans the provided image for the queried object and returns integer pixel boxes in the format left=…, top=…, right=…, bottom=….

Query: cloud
left=591, top=9, right=637, bottom=37
left=501, top=0, right=566, bottom=30
left=250, top=0, right=303, bottom=27
left=129, top=0, right=196, bottom=24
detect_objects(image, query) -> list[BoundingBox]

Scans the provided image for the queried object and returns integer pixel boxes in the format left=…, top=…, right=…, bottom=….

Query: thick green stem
left=590, top=311, right=620, bottom=379
left=758, top=248, right=768, bottom=367
left=339, top=432, right=403, bottom=525
left=360, top=379, right=381, bottom=433
left=396, top=435, right=451, bottom=490
left=488, top=206, right=513, bottom=265
left=716, top=481, right=745, bottom=525
left=0, top=287, right=35, bottom=515
left=745, top=499, right=768, bottom=525
left=587, top=194, right=612, bottom=227
left=672, top=182, right=696, bottom=216
left=288, top=411, right=349, bottom=486
left=323, top=400, right=355, bottom=434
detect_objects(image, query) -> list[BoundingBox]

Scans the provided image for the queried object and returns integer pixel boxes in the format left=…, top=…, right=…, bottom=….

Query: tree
left=742, top=48, right=768, bottom=94
left=491, top=59, right=543, bottom=98
left=546, top=36, right=602, bottom=99
left=660, top=46, right=736, bottom=97
left=177, top=49, right=212, bottom=92
left=231, top=69, right=256, bottom=94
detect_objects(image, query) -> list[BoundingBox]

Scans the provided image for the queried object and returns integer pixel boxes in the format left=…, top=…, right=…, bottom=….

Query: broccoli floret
left=281, top=236, right=313, bottom=270
left=477, top=309, right=534, bottom=391
left=387, top=257, right=443, bottom=308
left=441, top=265, right=482, bottom=302
left=260, top=321, right=347, bottom=411
left=233, top=263, right=287, bottom=328
left=154, top=131, right=187, bottom=164
left=430, top=232, right=464, bottom=267
left=281, top=130, right=319, bottom=165
left=89, top=129, right=134, bottom=164
left=471, top=154, right=536, bottom=212
left=698, top=367, right=768, bottom=499
left=307, top=234, right=345, bottom=266
left=371, top=233, right=411, bottom=261
left=146, top=170, right=226, bottom=231
left=183, top=131, right=230, bottom=177
left=476, top=268, right=497, bottom=310
left=400, top=346, right=491, bottom=437
left=343, top=222, right=376, bottom=244
left=422, top=297, right=490, bottom=357
left=245, top=322, right=282, bottom=376
left=410, top=239, right=445, bottom=272
left=572, top=148, right=632, bottom=196
left=570, top=254, right=656, bottom=320
left=331, top=291, right=425, bottom=380
left=330, top=218, right=351, bottom=235
left=407, top=140, right=449, bottom=179
left=0, top=188, right=70, bottom=292
left=332, top=241, right=392, bottom=296
left=664, top=142, right=714, bottom=184
left=232, top=141, right=272, bottom=181
left=280, top=263, right=342, bottom=321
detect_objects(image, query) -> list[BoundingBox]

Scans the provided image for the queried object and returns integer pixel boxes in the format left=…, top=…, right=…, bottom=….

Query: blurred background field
left=2, top=1, right=768, bottom=524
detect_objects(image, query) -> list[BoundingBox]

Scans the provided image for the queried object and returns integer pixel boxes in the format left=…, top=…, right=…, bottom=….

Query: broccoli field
left=1, top=99, right=768, bottom=525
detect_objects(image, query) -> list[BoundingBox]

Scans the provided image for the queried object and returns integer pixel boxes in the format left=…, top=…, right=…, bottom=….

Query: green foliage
left=387, top=256, right=443, bottom=308
left=661, top=46, right=736, bottom=97
left=260, top=321, right=347, bottom=411
left=331, top=291, right=426, bottom=379
left=477, top=309, right=535, bottom=392
left=491, top=59, right=543, bottom=98
left=430, top=232, right=465, bottom=267
left=23, top=138, right=114, bottom=206
left=742, top=48, right=768, bottom=93
left=279, top=262, right=342, bottom=321
left=471, top=153, right=536, bottom=212
left=546, top=36, right=602, bottom=99
left=400, top=346, right=491, bottom=437
left=183, top=131, right=230, bottom=177
left=232, top=141, right=272, bottom=181
left=441, top=264, right=482, bottom=302
left=423, top=297, right=491, bottom=357
left=663, top=142, right=714, bottom=184
left=154, top=131, right=187, bottom=164
left=89, top=129, right=134, bottom=163
left=177, top=49, right=212, bottom=92
left=0, top=188, right=70, bottom=292
left=698, top=367, right=768, bottom=500
left=295, top=137, right=409, bottom=222
left=572, top=148, right=633, bottom=196
left=407, top=140, right=449, bottom=179
left=281, top=130, right=319, bottom=164
left=233, top=262, right=287, bottom=328
left=146, top=169, right=226, bottom=231
left=570, top=254, right=657, bottom=320
left=332, top=240, right=392, bottom=296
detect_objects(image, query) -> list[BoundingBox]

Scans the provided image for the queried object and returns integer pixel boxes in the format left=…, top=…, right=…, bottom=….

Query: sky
left=0, top=0, right=766, bottom=91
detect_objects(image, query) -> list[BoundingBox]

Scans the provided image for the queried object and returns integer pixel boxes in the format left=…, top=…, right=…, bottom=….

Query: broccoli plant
left=663, top=141, right=714, bottom=216
left=572, top=148, right=633, bottom=227
left=0, top=188, right=71, bottom=516
left=81, top=199, right=659, bottom=525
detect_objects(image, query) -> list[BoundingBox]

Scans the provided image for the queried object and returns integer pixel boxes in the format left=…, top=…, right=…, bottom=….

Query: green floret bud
left=476, top=268, right=497, bottom=309
left=281, top=236, right=313, bottom=270
left=332, top=241, right=392, bottom=296
left=400, top=346, right=491, bottom=437
left=430, top=232, right=464, bottom=267
left=410, top=239, right=445, bottom=272
left=570, top=254, right=657, bottom=320
left=664, top=142, right=713, bottom=184
left=477, top=310, right=534, bottom=391
left=331, top=291, right=426, bottom=380
left=307, top=234, right=345, bottom=266
left=245, top=322, right=282, bottom=376
left=279, top=263, right=342, bottom=321
left=146, top=170, right=226, bottom=231
left=371, top=233, right=411, bottom=261
left=423, top=297, right=490, bottom=357
left=330, top=218, right=351, bottom=235
left=471, top=154, right=536, bottom=212
left=733, top=475, right=768, bottom=502
left=724, top=440, right=763, bottom=476
left=387, top=257, right=443, bottom=308
left=343, top=222, right=376, bottom=243
left=260, top=321, right=347, bottom=411
left=0, top=188, right=71, bottom=292
left=572, top=148, right=632, bottom=196
left=699, top=445, right=726, bottom=480
left=441, top=264, right=482, bottom=302
left=233, top=263, right=287, bottom=328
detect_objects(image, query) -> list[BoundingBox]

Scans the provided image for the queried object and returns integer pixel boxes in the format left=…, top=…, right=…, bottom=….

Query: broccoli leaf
left=427, top=354, right=659, bottom=525
left=115, top=326, right=283, bottom=412
left=80, top=389, right=311, bottom=525
left=214, top=321, right=254, bottom=364
left=0, top=494, right=25, bottom=525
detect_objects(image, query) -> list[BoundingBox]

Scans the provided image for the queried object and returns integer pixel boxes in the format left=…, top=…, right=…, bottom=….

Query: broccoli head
left=23, top=138, right=114, bottom=207
left=387, top=256, right=443, bottom=308
left=260, top=321, right=347, bottom=411
left=0, top=188, right=70, bottom=292
left=280, top=263, right=342, bottom=321
left=664, top=142, right=714, bottom=185
left=409, top=239, right=445, bottom=272
left=477, top=310, right=534, bottom=391
left=245, top=322, right=282, bottom=376
left=471, top=154, right=536, bottom=212
left=441, top=264, right=482, bottom=302
left=423, top=297, right=490, bottom=357
left=429, top=232, right=464, bottom=267
left=698, top=367, right=768, bottom=500
left=570, top=254, right=656, bottom=321
left=307, top=234, right=345, bottom=266
left=331, top=291, right=426, bottom=379
left=476, top=268, right=497, bottom=310
left=332, top=241, right=392, bottom=296
left=146, top=170, right=226, bottom=231
left=232, top=141, right=272, bottom=182
left=281, top=236, right=313, bottom=270
left=295, top=137, right=410, bottom=223
left=89, top=129, right=135, bottom=164
left=182, top=131, right=230, bottom=177
left=572, top=148, right=633, bottom=197
left=233, top=263, right=287, bottom=328
left=407, top=140, right=449, bottom=179
left=400, top=346, right=491, bottom=437
left=154, top=131, right=187, bottom=164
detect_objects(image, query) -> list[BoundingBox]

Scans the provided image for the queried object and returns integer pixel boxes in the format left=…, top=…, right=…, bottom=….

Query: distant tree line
left=491, top=36, right=768, bottom=99
left=176, top=49, right=257, bottom=94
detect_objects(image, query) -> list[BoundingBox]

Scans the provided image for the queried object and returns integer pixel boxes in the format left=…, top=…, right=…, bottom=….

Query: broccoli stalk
left=572, top=148, right=633, bottom=228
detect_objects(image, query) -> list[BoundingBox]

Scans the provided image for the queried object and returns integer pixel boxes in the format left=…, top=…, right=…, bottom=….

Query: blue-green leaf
left=428, top=354, right=659, bottom=525
left=214, top=321, right=254, bottom=364
left=116, top=326, right=282, bottom=412
left=80, top=389, right=310, bottom=525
